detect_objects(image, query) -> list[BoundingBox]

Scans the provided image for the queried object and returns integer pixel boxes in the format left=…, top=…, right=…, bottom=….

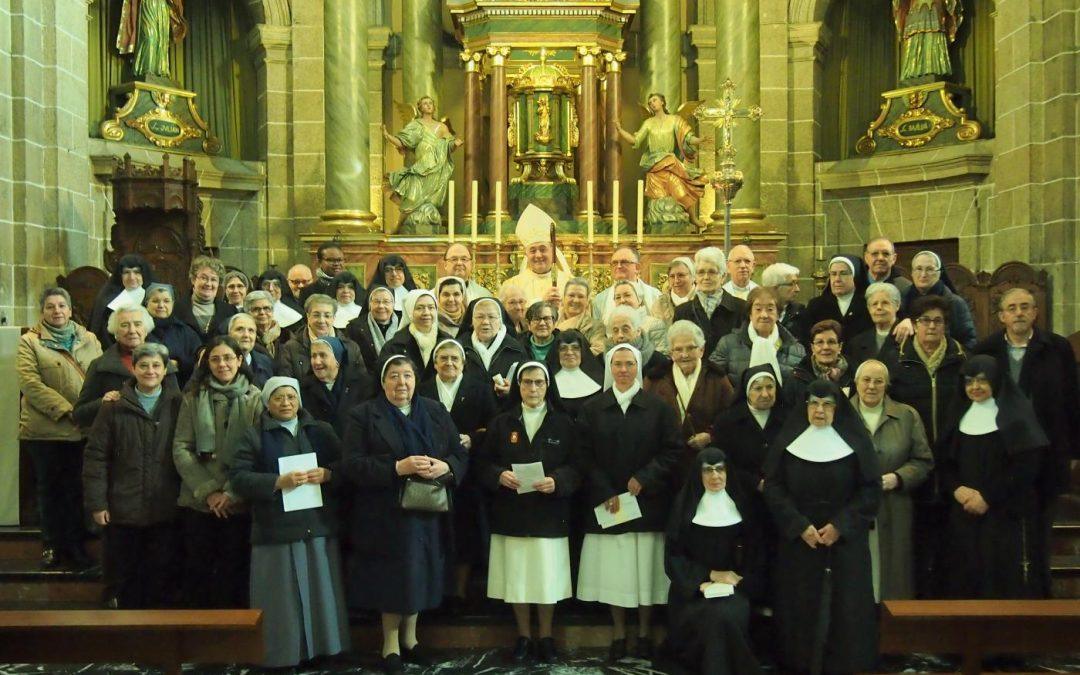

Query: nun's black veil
left=544, top=329, right=604, bottom=384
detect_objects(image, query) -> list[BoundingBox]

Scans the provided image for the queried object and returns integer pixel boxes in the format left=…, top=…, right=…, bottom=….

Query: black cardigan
left=577, top=389, right=684, bottom=535
left=417, top=373, right=498, bottom=442
left=674, top=292, right=747, bottom=357
left=173, top=296, right=237, bottom=341
left=476, top=407, right=580, bottom=537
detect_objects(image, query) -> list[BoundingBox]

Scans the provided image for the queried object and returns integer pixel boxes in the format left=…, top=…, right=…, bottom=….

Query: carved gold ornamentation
left=880, top=105, right=955, bottom=148
left=126, top=101, right=203, bottom=149
left=568, top=101, right=579, bottom=148
left=508, top=105, right=517, bottom=148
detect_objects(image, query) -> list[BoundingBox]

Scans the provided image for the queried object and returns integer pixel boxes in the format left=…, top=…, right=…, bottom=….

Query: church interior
left=0, top=0, right=1078, bottom=673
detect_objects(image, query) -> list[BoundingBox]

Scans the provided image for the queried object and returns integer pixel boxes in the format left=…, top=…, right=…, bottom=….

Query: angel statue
left=615, top=93, right=706, bottom=231
left=893, top=0, right=963, bottom=83
left=116, top=0, right=188, bottom=79
left=383, top=96, right=464, bottom=235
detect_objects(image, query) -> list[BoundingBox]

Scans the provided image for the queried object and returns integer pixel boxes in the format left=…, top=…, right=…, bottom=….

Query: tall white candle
left=636, top=180, right=645, bottom=245
left=448, top=180, right=455, bottom=243
left=495, top=181, right=502, bottom=246
left=471, top=180, right=479, bottom=244
left=612, top=179, right=620, bottom=246
left=587, top=181, right=595, bottom=244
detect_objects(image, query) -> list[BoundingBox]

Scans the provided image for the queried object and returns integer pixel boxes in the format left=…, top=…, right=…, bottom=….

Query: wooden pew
left=0, top=609, right=262, bottom=675
left=879, top=600, right=1080, bottom=675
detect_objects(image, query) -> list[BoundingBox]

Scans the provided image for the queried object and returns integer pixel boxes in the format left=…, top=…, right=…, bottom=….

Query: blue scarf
left=381, top=395, right=434, bottom=459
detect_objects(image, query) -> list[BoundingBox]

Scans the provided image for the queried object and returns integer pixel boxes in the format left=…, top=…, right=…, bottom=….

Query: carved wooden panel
left=946, top=261, right=1049, bottom=338
left=56, top=266, right=109, bottom=328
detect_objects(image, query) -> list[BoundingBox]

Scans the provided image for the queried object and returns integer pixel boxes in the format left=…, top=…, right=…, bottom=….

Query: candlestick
left=587, top=181, right=595, bottom=244
left=612, top=179, right=620, bottom=246
left=471, top=180, right=479, bottom=244
left=495, top=181, right=503, bottom=246
left=636, top=180, right=644, bottom=245
left=447, top=180, right=455, bottom=243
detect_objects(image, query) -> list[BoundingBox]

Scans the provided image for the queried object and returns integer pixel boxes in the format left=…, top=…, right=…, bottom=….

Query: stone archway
left=789, top=0, right=832, bottom=24
left=245, top=0, right=291, bottom=26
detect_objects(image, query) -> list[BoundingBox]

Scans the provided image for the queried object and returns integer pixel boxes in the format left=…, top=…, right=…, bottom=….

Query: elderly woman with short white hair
left=851, top=359, right=933, bottom=601
left=674, top=247, right=746, bottom=355
left=761, top=262, right=805, bottom=343
left=847, top=282, right=903, bottom=374
left=605, top=304, right=668, bottom=378
left=243, top=290, right=293, bottom=360
left=276, top=293, right=365, bottom=380
left=644, top=320, right=734, bottom=471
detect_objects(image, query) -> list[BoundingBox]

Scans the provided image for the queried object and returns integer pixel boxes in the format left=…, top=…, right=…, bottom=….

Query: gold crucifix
left=693, top=79, right=763, bottom=249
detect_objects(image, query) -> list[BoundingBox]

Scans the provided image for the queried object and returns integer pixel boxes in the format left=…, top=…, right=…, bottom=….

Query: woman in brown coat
left=83, top=342, right=183, bottom=608
left=645, top=320, right=734, bottom=473
left=851, top=359, right=933, bottom=600
left=17, top=287, right=103, bottom=569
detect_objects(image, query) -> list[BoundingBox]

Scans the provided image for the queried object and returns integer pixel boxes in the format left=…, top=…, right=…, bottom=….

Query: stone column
left=577, top=46, right=600, bottom=223
left=402, top=0, right=443, bottom=107
left=639, top=0, right=682, bottom=110
left=602, top=51, right=626, bottom=219
left=714, top=0, right=763, bottom=224
left=249, top=23, right=293, bottom=266
left=486, top=46, right=511, bottom=224
left=321, top=0, right=376, bottom=231
left=461, top=50, right=483, bottom=224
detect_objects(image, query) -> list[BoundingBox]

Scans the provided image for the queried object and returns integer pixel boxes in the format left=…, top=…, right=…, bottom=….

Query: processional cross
left=694, top=79, right=763, bottom=251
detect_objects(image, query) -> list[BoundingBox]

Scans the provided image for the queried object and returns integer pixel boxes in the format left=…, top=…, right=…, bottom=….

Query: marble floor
left=2, top=651, right=1079, bottom=674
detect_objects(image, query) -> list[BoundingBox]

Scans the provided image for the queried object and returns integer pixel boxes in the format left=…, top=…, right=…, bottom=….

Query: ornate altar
left=107, top=153, right=208, bottom=292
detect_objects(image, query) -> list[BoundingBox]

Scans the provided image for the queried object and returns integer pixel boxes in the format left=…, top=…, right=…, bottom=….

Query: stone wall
left=0, top=0, right=96, bottom=325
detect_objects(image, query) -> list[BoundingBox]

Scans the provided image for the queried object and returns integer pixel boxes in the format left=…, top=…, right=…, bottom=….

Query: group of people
left=17, top=214, right=1079, bottom=673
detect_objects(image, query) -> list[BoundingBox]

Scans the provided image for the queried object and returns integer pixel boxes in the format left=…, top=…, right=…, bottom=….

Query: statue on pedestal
left=893, top=0, right=963, bottom=84
left=116, top=0, right=187, bottom=79
left=383, top=96, right=463, bottom=235
left=615, top=93, right=706, bottom=232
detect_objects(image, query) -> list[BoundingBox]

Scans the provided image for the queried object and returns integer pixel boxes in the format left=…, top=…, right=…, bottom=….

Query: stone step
left=0, top=527, right=101, bottom=562
left=0, top=559, right=103, bottom=603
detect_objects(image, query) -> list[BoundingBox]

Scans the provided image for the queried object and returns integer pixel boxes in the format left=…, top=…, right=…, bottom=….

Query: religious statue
left=116, top=0, right=187, bottom=79
left=893, top=0, right=964, bottom=83
left=383, top=96, right=463, bottom=235
left=615, top=93, right=706, bottom=231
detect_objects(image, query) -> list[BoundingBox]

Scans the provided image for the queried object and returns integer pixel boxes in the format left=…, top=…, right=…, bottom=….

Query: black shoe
left=40, top=547, right=62, bottom=570
left=401, top=643, right=434, bottom=666
left=635, top=636, right=654, bottom=660
left=511, top=636, right=533, bottom=662
left=380, top=653, right=403, bottom=674
left=608, top=638, right=627, bottom=662
left=537, top=637, right=558, bottom=662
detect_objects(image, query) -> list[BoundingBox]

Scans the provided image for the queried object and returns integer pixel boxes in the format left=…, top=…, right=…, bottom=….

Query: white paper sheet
left=278, top=452, right=323, bottom=512
left=593, top=492, right=643, bottom=529
left=511, top=461, right=546, bottom=494
left=703, top=582, right=735, bottom=598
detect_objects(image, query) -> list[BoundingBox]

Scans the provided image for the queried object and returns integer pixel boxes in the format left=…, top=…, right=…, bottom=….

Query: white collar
left=333, top=302, right=362, bottom=329
left=670, top=290, right=693, bottom=306
left=521, top=402, right=547, bottom=442
left=693, top=489, right=743, bottom=527
left=672, top=360, right=701, bottom=421
left=554, top=367, right=601, bottom=399
left=435, top=373, right=463, bottom=412
left=1005, top=331, right=1033, bottom=348
left=613, top=382, right=641, bottom=413
left=960, top=398, right=999, bottom=435
left=273, top=301, right=303, bottom=328
left=836, top=290, right=855, bottom=315
left=108, top=287, right=145, bottom=311
left=471, top=324, right=508, bottom=371
left=786, top=425, right=855, bottom=462
left=858, top=400, right=885, bottom=434
left=749, top=405, right=771, bottom=429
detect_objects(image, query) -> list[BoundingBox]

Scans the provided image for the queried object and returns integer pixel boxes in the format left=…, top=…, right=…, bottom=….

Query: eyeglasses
left=701, top=465, right=726, bottom=475
left=519, top=378, right=547, bottom=388
left=812, top=338, right=840, bottom=347
left=195, top=274, right=219, bottom=284
left=322, top=257, right=345, bottom=264
left=530, top=315, right=554, bottom=323
left=385, top=266, right=405, bottom=274
left=916, top=317, right=945, bottom=326
left=249, top=305, right=273, bottom=313
left=671, top=346, right=700, bottom=355
left=558, top=344, right=581, bottom=353
left=912, top=267, right=939, bottom=275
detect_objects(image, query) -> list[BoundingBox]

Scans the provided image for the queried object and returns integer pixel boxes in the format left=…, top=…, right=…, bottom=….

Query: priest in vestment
left=500, top=204, right=572, bottom=305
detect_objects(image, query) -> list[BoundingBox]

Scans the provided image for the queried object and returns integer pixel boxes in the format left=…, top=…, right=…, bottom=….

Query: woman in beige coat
left=17, top=287, right=103, bottom=569
left=852, top=359, right=934, bottom=600
left=173, top=335, right=264, bottom=607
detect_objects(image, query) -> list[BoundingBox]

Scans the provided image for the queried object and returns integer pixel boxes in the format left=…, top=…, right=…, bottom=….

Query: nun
left=662, top=447, right=765, bottom=675
left=339, top=355, right=468, bottom=673
left=229, top=376, right=350, bottom=668
left=763, top=379, right=881, bottom=675
left=382, top=289, right=450, bottom=382
left=368, top=254, right=418, bottom=312
left=257, top=268, right=305, bottom=329
left=477, top=361, right=580, bottom=663
left=417, top=338, right=498, bottom=607
left=143, top=282, right=202, bottom=387
left=940, top=355, right=1047, bottom=599
left=300, top=336, right=375, bottom=437
left=460, top=297, right=528, bottom=400
left=345, top=285, right=400, bottom=370
left=330, top=271, right=365, bottom=329
left=90, top=253, right=154, bottom=347
left=544, top=329, right=603, bottom=420
left=576, top=344, right=682, bottom=662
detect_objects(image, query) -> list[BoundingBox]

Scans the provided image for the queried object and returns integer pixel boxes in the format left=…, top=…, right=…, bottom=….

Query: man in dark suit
left=299, top=241, right=361, bottom=305
left=973, top=287, right=1080, bottom=596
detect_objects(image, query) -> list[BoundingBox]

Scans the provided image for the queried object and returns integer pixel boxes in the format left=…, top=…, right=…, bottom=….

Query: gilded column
left=602, top=51, right=626, bottom=218
left=402, top=0, right=442, bottom=107
left=461, top=50, right=483, bottom=219
left=577, top=45, right=600, bottom=222
left=714, top=0, right=763, bottom=223
left=486, top=46, right=511, bottom=224
left=322, top=0, right=376, bottom=230
left=639, top=0, right=681, bottom=110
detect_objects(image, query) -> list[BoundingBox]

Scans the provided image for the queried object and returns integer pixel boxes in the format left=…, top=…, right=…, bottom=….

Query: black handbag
left=399, top=476, right=450, bottom=513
